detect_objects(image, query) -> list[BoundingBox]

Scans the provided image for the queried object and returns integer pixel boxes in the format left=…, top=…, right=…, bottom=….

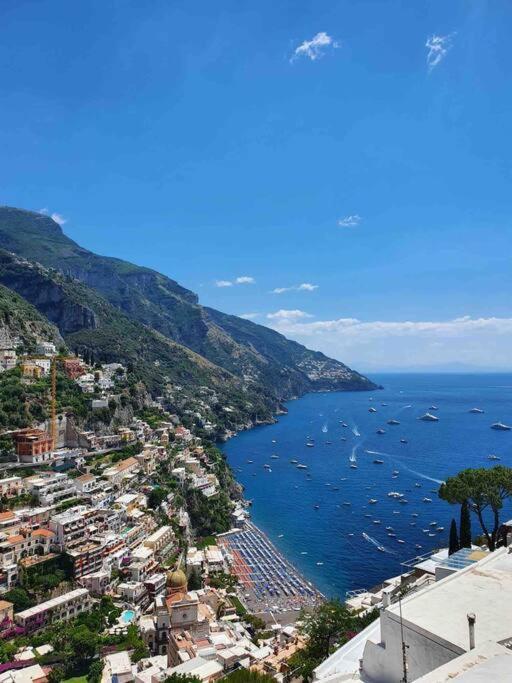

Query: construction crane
left=50, top=358, right=57, bottom=450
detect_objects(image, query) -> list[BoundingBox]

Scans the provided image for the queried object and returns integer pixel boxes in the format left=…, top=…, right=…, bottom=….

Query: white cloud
left=291, top=32, right=339, bottom=63
left=337, top=214, right=361, bottom=228
left=426, top=33, right=455, bottom=71
left=240, top=313, right=259, bottom=320
left=38, top=208, right=67, bottom=225
left=51, top=212, right=67, bottom=225
left=272, top=283, right=319, bottom=294
left=266, top=314, right=512, bottom=370
left=215, top=276, right=255, bottom=288
left=267, top=309, right=313, bottom=321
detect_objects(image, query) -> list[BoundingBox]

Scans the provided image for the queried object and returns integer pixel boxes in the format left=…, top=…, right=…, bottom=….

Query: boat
left=290, top=459, right=298, bottom=464
left=428, top=533, right=436, bottom=537
left=381, top=403, right=388, bottom=406
left=419, top=413, right=439, bottom=422
left=316, top=562, right=324, bottom=566
left=350, top=464, right=358, bottom=469
left=397, top=539, right=405, bottom=544
left=271, top=454, right=279, bottom=459
left=491, top=422, right=512, bottom=431
left=348, top=533, right=354, bottom=537
left=246, top=459, right=253, bottom=463
left=377, top=546, right=385, bottom=553
left=488, top=454, right=501, bottom=461
left=392, top=470, right=400, bottom=475
left=399, top=499, right=408, bottom=504
left=296, top=464, right=308, bottom=469
left=341, top=437, right=347, bottom=441
left=373, top=520, right=381, bottom=524
left=429, top=521, right=438, bottom=526
left=387, top=532, right=396, bottom=537
left=314, top=505, right=320, bottom=510
left=325, top=440, right=333, bottom=445
left=278, top=534, right=284, bottom=538
left=369, top=498, right=378, bottom=504
left=430, top=405, right=439, bottom=411
left=412, top=513, right=419, bottom=517
left=300, top=551, right=308, bottom=555
left=364, top=513, right=372, bottom=518
left=272, top=439, right=277, bottom=443
left=369, top=407, right=377, bottom=413
left=414, top=483, right=422, bottom=488
left=385, top=526, right=394, bottom=531
left=341, top=422, right=349, bottom=428
left=422, top=497, right=432, bottom=503
left=306, top=441, right=315, bottom=447
left=332, top=486, right=340, bottom=491
left=436, top=526, right=445, bottom=531
left=400, top=438, right=408, bottom=444
left=263, top=464, right=271, bottom=469
left=388, top=491, right=403, bottom=498
left=387, top=419, right=400, bottom=425
left=376, top=429, right=386, bottom=434
left=469, top=408, right=484, bottom=414
left=342, top=502, right=351, bottom=506
left=373, top=459, right=384, bottom=464
left=415, top=544, right=423, bottom=549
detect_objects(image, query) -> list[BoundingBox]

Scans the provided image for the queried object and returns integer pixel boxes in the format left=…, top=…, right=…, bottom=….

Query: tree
left=439, top=466, right=512, bottom=551
left=163, top=674, right=201, bottom=683
left=3, top=587, right=32, bottom=611
left=448, top=519, right=459, bottom=555
left=148, top=486, right=168, bottom=509
left=87, top=661, right=104, bottom=683
left=460, top=499, right=472, bottom=548
left=187, top=566, right=202, bottom=591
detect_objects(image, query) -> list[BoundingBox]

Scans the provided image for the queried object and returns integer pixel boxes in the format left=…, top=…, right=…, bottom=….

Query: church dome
left=167, top=569, right=187, bottom=589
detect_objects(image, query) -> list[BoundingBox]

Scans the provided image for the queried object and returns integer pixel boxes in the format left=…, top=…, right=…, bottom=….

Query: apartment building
left=25, top=472, right=77, bottom=506
left=12, top=429, right=53, bottom=464
left=15, top=588, right=92, bottom=633
left=0, top=477, right=24, bottom=498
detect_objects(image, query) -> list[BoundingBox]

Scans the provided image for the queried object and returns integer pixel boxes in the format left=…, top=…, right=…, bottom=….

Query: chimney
left=467, top=613, right=476, bottom=650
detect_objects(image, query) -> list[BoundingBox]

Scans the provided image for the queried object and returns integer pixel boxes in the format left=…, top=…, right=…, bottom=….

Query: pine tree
left=459, top=499, right=472, bottom=548
left=448, top=518, right=459, bottom=555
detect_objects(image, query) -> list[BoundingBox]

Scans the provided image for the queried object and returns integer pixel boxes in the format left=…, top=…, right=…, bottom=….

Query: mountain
left=0, top=281, right=63, bottom=351
left=0, top=207, right=377, bottom=408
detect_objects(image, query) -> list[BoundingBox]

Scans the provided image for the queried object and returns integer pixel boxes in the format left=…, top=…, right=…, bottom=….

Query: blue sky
left=1, top=0, right=512, bottom=371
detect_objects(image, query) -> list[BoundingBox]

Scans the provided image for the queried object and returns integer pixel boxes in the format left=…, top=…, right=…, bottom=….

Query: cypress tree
left=459, top=499, right=472, bottom=548
left=448, top=518, right=459, bottom=555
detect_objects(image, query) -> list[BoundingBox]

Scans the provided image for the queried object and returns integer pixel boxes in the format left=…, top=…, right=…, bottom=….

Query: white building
left=314, top=547, right=512, bottom=683
left=25, top=472, right=77, bottom=507
left=15, top=588, right=91, bottom=633
left=35, top=341, right=56, bottom=356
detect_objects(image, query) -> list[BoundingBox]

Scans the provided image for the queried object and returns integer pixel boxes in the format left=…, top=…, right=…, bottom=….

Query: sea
left=221, top=373, right=512, bottom=599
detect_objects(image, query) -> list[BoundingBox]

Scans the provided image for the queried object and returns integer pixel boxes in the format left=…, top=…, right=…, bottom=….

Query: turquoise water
left=221, top=374, right=512, bottom=598
left=120, top=609, right=135, bottom=623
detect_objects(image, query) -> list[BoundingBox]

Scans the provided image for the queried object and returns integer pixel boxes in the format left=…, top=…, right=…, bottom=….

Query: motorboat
left=373, top=459, right=384, bottom=464
left=491, top=422, right=511, bottom=431
left=369, top=498, right=378, bottom=504
left=369, top=407, right=377, bottom=413
left=387, top=419, right=400, bottom=425
left=488, top=454, right=501, bottom=461
left=419, top=413, right=439, bottom=422
left=469, top=408, right=484, bottom=414
left=376, top=429, right=386, bottom=434
left=296, top=464, right=308, bottom=469
left=400, top=438, right=408, bottom=444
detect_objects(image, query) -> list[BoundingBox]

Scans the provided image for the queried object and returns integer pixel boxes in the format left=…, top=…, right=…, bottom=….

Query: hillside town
left=0, top=316, right=512, bottom=683
left=0, top=337, right=320, bottom=683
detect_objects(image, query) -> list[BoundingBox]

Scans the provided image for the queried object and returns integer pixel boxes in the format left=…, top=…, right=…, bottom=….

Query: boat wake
left=322, top=423, right=328, bottom=433
left=352, top=425, right=361, bottom=437
left=362, top=532, right=394, bottom=554
left=364, top=450, right=444, bottom=485
left=349, top=446, right=357, bottom=463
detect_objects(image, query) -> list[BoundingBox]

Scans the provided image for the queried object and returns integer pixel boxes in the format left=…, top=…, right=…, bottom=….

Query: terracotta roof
left=0, top=511, right=15, bottom=522
left=32, top=529, right=54, bottom=538
left=7, top=534, right=24, bottom=544
left=77, top=474, right=94, bottom=482
left=116, top=457, right=139, bottom=472
left=0, top=600, right=13, bottom=610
